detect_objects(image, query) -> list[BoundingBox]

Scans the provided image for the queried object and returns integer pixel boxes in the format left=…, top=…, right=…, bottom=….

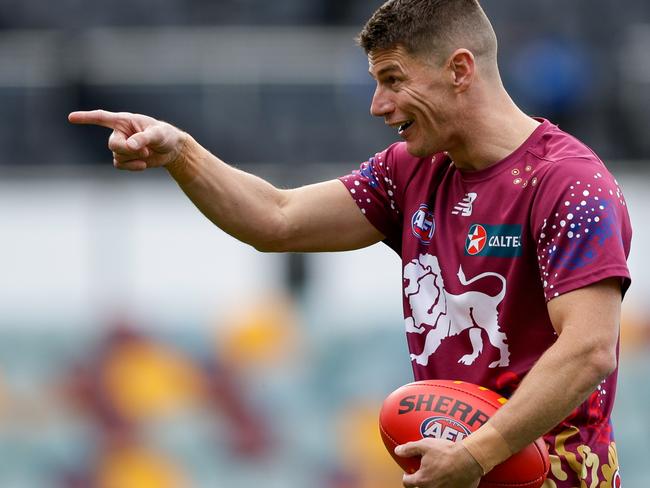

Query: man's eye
left=384, top=76, right=402, bottom=88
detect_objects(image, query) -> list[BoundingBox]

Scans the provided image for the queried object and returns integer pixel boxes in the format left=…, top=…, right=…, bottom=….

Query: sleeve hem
left=545, top=265, right=631, bottom=302
left=337, top=176, right=399, bottom=243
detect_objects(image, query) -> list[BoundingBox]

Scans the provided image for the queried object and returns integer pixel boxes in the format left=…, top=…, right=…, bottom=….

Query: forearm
left=462, top=328, right=614, bottom=474
left=68, top=110, right=384, bottom=253
left=462, top=279, right=621, bottom=474
left=166, top=134, right=290, bottom=250
left=489, top=327, right=615, bottom=454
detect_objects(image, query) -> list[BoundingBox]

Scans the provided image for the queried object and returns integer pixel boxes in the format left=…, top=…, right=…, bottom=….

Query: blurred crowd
left=0, top=291, right=647, bottom=487
left=0, top=0, right=649, bottom=167
left=0, top=291, right=415, bottom=487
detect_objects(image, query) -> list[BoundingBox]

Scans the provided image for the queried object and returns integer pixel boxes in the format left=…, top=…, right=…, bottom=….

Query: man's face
left=368, top=45, right=456, bottom=158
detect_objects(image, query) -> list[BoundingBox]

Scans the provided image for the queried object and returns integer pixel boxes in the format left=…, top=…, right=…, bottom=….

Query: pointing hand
left=68, top=110, right=188, bottom=171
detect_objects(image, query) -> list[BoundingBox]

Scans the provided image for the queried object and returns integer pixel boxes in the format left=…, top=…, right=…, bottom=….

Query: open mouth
left=398, top=120, right=414, bottom=135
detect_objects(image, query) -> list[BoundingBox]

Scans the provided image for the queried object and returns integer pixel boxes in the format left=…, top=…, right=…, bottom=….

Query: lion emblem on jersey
left=404, top=253, right=510, bottom=368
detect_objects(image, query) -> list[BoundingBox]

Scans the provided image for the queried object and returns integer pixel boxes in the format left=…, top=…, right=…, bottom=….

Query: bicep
left=546, top=278, right=622, bottom=352
left=279, top=179, right=385, bottom=252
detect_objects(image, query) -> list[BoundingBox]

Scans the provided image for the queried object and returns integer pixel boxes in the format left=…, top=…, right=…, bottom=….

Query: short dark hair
left=357, top=0, right=497, bottom=64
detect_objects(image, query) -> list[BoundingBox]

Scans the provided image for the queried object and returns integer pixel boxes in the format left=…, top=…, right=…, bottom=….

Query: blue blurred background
left=0, top=0, right=649, bottom=487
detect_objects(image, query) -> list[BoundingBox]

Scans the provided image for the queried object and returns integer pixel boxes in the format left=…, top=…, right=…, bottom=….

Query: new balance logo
left=452, top=193, right=478, bottom=216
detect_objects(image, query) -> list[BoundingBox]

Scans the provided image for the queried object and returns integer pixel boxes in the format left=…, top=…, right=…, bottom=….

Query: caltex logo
left=466, top=224, right=487, bottom=255
left=411, top=204, right=436, bottom=245
left=465, top=224, right=523, bottom=258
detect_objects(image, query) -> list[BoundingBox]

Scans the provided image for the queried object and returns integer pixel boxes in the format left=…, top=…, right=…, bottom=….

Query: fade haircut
left=358, top=0, right=498, bottom=66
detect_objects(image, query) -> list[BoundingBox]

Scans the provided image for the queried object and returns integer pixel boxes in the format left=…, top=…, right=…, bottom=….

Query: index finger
left=395, top=441, right=425, bottom=458
left=68, top=109, right=123, bottom=129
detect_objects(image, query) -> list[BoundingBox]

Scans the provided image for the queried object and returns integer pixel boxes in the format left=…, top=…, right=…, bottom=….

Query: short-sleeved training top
left=339, top=119, right=631, bottom=487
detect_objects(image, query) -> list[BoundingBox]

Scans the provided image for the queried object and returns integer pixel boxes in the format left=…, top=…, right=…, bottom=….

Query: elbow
left=251, top=224, right=293, bottom=253
left=587, top=345, right=618, bottom=379
left=253, top=239, right=287, bottom=253
left=249, top=207, right=293, bottom=253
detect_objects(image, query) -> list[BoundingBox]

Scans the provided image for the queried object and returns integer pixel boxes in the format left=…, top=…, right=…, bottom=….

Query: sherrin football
left=379, top=380, right=550, bottom=488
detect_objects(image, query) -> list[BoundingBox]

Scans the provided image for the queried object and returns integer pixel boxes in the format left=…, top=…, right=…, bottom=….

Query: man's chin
left=404, top=141, right=436, bottom=159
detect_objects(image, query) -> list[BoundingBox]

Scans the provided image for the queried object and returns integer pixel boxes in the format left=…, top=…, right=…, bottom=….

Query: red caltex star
left=467, top=224, right=487, bottom=255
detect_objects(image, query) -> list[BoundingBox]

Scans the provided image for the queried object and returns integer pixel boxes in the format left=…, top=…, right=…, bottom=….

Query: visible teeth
left=398, top=120, right=414, bottom=134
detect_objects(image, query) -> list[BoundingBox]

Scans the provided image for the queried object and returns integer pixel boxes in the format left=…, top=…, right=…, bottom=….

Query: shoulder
left=530, top=123, right=605, bottom=173
left=525, top=123, right=627, bottom=225
left=526, top=123, right=617, bottom=191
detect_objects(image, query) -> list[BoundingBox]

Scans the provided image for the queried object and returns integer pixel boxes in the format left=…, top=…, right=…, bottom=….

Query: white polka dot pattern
left=536, top=170, right=629, bottom=301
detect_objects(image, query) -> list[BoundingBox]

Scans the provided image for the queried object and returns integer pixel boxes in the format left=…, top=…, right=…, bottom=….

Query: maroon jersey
left=339, top=119, right=630, bottom=487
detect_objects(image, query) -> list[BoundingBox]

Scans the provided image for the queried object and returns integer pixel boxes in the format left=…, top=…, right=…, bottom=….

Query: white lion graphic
left=404, top=253, right=510, bottom=368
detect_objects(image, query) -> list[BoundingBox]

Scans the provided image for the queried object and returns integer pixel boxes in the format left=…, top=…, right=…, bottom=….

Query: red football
left=379, top=380, right=550, bottom=488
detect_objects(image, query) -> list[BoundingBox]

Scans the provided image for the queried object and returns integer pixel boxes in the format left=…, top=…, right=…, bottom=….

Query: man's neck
left=447, top=96, right=541, bottom=172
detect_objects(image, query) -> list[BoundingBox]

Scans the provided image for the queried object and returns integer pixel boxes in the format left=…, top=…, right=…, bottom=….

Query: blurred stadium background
left=0, top=0, right=649, bottom=486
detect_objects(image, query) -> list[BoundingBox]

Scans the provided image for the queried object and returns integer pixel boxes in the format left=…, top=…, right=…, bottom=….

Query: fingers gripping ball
left=379, top=380, right=550, bottom=488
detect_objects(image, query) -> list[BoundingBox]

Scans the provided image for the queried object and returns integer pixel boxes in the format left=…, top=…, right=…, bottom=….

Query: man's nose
left=370, top=86, right=395, bottom=118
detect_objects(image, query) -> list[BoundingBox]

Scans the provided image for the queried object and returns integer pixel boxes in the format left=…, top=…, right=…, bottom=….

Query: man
left=69, top=0, right=632, bottom=486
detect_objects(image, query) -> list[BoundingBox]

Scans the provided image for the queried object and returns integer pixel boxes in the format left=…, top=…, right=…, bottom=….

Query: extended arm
left=68, top=110, right=384, bottom=252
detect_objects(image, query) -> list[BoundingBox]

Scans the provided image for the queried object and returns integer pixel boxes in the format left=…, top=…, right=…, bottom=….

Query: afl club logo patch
left=420, top=416, right=470, bottom=442
left=411, top=204, right=435, bottom=245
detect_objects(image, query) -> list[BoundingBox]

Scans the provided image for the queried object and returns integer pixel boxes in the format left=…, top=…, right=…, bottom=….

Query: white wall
left=0, top=168, right=646, bottom=329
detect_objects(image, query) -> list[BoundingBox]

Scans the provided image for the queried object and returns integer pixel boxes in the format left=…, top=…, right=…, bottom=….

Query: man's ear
left=448, top=49, right=475, bottom=92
